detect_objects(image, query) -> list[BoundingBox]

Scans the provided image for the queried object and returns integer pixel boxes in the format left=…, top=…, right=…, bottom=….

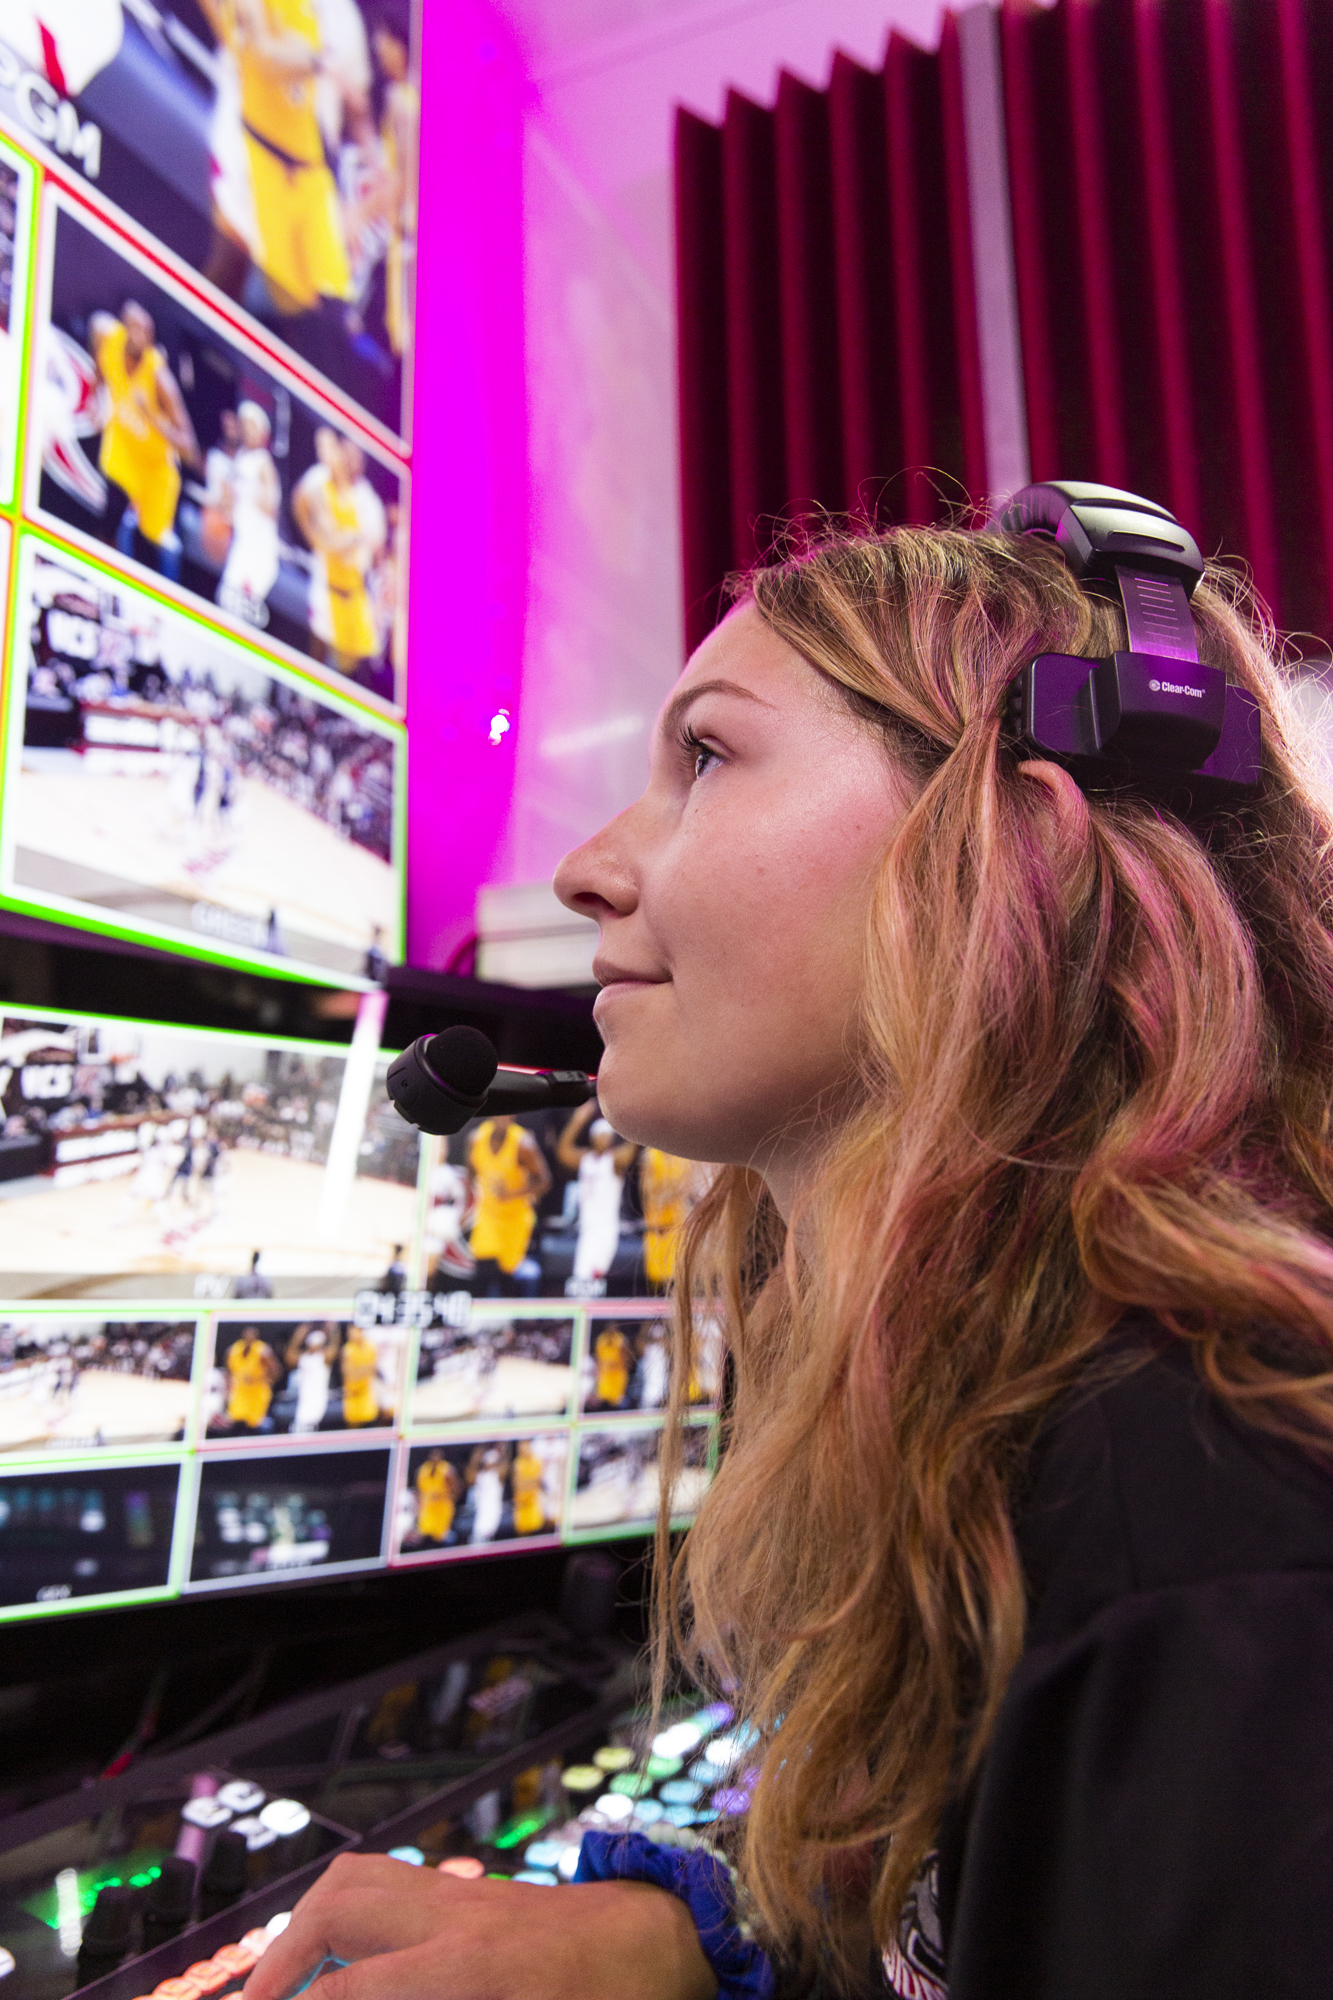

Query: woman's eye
left=681, top=727, right=722, bottom=780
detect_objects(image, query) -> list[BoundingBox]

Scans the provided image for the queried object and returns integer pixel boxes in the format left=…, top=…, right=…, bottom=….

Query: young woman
left=243, top=518, right=1333, bottom=1999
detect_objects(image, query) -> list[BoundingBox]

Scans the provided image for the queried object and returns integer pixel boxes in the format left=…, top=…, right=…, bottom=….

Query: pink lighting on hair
left=406, top=0, right=529, bottom=969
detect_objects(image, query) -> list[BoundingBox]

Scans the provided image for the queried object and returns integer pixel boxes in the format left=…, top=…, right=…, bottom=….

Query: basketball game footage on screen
left=567, top=1420, right=714, bottom=1541
left=0, top=1008, right=422, bottom=1300
left=0, top=1313, right=198, bottom=1455
left=409, top=1311, right=577, bottom=1427
left=1, top=535, right=403, bottom=982
left=423, top=1113, right=715, bottom=1302
left=394, top=1432, right=569, bottom=1562
left=0, top=0, right=417, bottom=443
left=33, top=194, right=409, bottom=707
left=204, top=1310, right=406, bottom=1440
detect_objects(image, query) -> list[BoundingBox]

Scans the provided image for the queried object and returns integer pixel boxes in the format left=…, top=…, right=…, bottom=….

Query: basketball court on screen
left=0, top=1366, right=191, bottom=1451
left=13, top=754, right=394, bottom=961
left=410, top=1317, right=576, bottom=1425
left=0, top=1317, right=196, bottom=1451
left=0, top=1150, right=417, bottom=1301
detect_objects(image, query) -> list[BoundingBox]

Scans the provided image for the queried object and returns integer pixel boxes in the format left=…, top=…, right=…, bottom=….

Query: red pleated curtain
left=674, top=20, right=986, bottom=653
left=677, top=0, right=1333, bottom=652
left=1002, top=0, right=1333, bottom=641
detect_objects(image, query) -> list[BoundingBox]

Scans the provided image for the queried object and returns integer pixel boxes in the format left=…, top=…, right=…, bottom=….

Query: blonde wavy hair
left=653, top=523, right=1333, bottom=1981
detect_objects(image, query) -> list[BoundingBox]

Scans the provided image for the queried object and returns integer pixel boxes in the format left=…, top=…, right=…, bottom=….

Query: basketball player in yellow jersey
left=467, top=1116, right=551, bottom=1296
left=414, top=1448, right=458, bottom=1543
left=510, top=1439, right=547, bottom=1537
left=370, top=4, right=417, bottom=357
left=324, top=438, right=379, bottom=666
left=90, top=303, right=200, bottom=582
left=224, top=1329, right=279, bottom=1429
left=338, top=1326, right=380, bottom=1427
left=639, top=1148, right=702, bottom=1290
left=592, top=1324, right=633, bottom=1410
left=233, top=0, right=353, bottom=315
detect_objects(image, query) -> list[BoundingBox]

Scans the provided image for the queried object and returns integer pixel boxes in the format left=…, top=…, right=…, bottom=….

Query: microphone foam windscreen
left=425, top=1024, right=499, bottom=1098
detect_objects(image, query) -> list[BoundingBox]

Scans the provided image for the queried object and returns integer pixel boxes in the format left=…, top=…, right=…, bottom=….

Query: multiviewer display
left=0, top=1001, right=721, bottom=1622
left=0, top=1292, right=718, bottom=1616
left=0, top=0, right=417, bottom=444
left=0, top=8, right=414, bottom=978
left=0, top=19, right=721, bottom=1627
left=33, top=194, right=409, bottom=707
left=2, top=534, right=404, bottom=982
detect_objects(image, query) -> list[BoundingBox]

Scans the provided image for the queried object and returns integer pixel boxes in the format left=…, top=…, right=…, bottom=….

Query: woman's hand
left=241, top=1853, right=719, bottom=2000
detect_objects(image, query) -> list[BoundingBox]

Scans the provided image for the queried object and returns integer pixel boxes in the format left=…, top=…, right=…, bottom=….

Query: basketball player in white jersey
left=467, top=1441, right=510, bottom=1545
left=201, top=407, right=241, bottom=567
left=287, top=1323, right=333, bottom=1433
left=638, top=1320, right=669, bottom=1409
left=557, top=1102, right=639, bottom=1286
left=218, top=401, right=280, bottom=625
left=197, top=0, right=260, bottom=298
left=119, top=1129, right=176, bottom=1229
left=423, top=1158, right=476, bottom=1285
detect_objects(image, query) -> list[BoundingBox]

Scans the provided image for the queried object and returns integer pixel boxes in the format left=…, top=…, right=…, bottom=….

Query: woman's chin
left=594, top=1061, right=698, bottom=1156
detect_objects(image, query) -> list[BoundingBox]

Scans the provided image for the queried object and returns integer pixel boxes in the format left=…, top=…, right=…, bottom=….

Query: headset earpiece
left=991, top=480, right=1261, bottom=804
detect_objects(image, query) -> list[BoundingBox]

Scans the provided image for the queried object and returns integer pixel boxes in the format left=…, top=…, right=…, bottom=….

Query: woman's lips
left=591, top=970, right=667, bottom=1017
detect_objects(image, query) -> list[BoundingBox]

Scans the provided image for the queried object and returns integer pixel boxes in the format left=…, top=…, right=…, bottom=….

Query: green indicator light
left=485, top=1872, right=512, bottom=1880
left=26, top=1851, right=167, bottom=1928
left=493, top=1811, right=551, bottom=1851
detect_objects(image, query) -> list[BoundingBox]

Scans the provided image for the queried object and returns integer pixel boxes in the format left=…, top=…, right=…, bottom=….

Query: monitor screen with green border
left=0, top=529, right=406, bottom=987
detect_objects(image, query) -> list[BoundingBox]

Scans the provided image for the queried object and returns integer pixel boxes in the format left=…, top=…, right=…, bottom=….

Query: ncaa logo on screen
left=1148, top=678, right=1205, bottom=698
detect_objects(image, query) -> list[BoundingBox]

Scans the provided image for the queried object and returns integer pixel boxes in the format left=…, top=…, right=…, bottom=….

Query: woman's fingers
left=240, top=1857, right=451, bottom=2000
left=242, top=1861, right=719, bottom=2000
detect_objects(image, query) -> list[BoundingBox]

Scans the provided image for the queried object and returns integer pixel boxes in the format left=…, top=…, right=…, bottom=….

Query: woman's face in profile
left=554, top=604, right=910, bottom=1197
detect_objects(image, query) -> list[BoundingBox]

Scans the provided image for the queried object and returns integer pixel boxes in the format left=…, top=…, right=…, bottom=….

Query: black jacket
left=940, top=1326, right=1333, bottom=1998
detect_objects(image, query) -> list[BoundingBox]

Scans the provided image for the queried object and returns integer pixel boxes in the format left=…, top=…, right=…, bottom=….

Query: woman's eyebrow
left=658, top=677, right=774, bottom=743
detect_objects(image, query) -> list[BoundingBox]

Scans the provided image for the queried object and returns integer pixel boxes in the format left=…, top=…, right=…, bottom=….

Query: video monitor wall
left=0, top=15, right=724, bottom=1623
left=0, top=6, right=415, bottom=986
left=0, top=1003, right=722, bottom=1623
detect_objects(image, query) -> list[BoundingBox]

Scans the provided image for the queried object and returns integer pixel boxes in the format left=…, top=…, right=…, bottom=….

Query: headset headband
left=990, top=480, right=1261, bottom=805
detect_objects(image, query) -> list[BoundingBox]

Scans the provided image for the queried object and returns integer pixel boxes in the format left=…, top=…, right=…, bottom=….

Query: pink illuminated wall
left=406, top=0, right=530, bottom=970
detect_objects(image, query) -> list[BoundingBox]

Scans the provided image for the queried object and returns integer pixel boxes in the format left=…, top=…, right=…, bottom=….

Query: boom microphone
left=385, top=1023, right=596, bottom=1136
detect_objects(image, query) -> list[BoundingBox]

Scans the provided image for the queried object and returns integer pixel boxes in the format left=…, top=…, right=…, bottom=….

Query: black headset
left=991, top=480, right=1262, bottom=805
left=387, top=481, right=1263, bottom=1138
